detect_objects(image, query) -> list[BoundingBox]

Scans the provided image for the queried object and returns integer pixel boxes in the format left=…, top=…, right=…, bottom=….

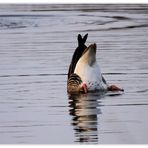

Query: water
left=0, top=4, right=148, bottom=144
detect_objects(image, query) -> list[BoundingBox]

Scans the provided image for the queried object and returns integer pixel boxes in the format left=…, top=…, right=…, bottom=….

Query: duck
left=67, top=34, right=124, bottom=94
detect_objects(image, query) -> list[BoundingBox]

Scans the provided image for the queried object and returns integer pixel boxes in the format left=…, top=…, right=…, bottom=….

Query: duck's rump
left=74, top=62, right=107, bottom=91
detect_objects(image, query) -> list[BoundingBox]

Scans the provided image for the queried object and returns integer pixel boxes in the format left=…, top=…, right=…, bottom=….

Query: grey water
left=0, top=4, right=148, bottom=144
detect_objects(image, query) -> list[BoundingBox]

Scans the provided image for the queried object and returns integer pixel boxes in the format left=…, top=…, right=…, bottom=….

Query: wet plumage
left=67, top=34, right=108, bottom=93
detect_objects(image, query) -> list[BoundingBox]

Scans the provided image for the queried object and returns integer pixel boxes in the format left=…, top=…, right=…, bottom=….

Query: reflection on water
left=68, top=92, right=105, bottom=144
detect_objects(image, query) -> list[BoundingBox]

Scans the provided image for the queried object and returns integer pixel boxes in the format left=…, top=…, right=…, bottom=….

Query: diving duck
left=67, top=34, right=124, bottom=94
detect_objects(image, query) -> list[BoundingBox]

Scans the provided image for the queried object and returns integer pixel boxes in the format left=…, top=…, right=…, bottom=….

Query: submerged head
left=80, top=43, right=97, bottom=66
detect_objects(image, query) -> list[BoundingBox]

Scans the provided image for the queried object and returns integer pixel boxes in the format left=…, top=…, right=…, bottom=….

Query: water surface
left=0, top=4, right=148, bottom=144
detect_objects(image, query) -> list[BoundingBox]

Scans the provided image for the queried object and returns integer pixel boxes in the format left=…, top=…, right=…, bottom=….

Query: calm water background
left=0, top=4, right=148, bottom=144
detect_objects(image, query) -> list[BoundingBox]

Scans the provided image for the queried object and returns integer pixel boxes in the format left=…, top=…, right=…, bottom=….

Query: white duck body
left=74, top=44, right=107, bottom=91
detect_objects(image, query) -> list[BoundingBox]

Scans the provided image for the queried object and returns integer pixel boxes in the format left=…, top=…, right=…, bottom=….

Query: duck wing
left=67, top=73, right=83, bottom=93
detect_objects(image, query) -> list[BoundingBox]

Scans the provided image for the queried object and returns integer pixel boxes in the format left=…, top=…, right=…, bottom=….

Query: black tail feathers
left=68, top=33, right=88, bottom=79
left=78, top=33, right=88, bottom=46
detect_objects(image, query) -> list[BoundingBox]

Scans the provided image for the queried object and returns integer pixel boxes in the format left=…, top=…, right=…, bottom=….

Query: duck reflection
left=68, top=92, right=105, bottom=144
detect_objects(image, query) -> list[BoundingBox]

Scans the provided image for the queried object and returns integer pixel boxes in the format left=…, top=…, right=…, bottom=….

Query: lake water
left=0, top=4, right=148, bottom=144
